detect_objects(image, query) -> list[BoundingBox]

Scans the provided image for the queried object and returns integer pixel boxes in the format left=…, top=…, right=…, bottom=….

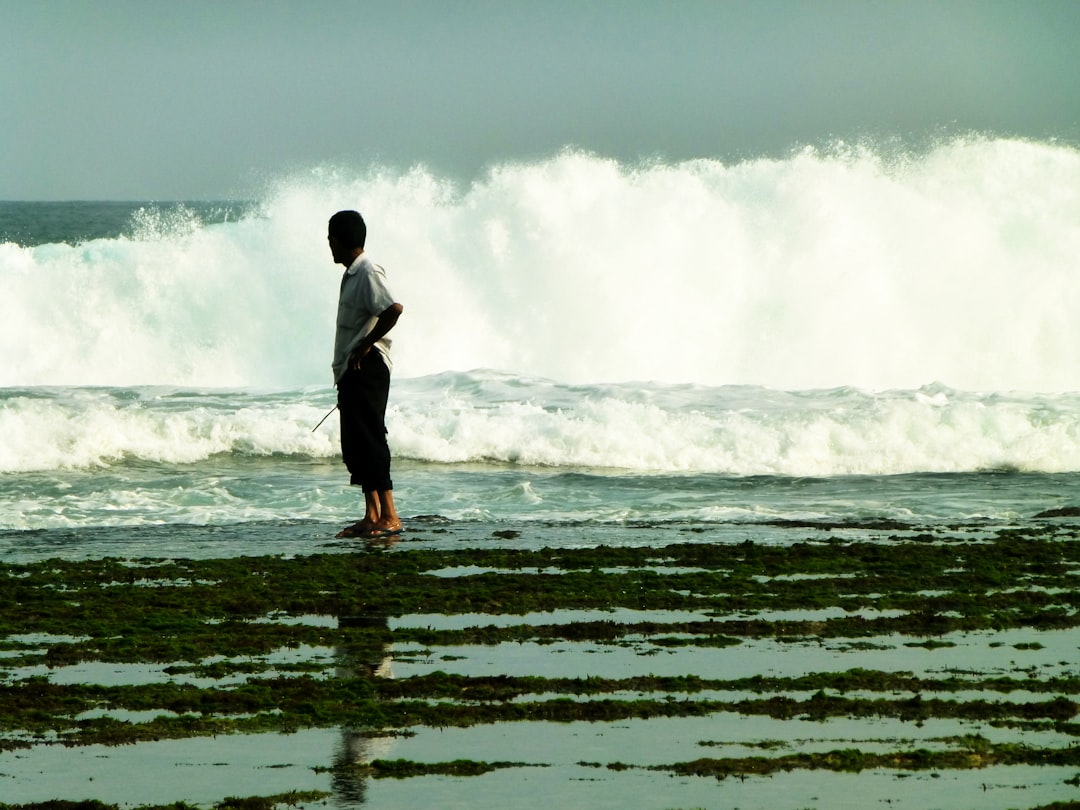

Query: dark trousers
left=336, top=352, right=393, bottom=493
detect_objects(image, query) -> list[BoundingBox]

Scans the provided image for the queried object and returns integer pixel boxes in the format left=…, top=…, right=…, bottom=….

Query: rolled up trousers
left=336, top=352, right=393, bottom=493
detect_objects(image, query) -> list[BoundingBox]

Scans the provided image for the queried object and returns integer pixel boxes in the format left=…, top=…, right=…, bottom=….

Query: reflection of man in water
left=333, top=612, right=395, bottom=801
left=328, top=210, right=404, bottom=540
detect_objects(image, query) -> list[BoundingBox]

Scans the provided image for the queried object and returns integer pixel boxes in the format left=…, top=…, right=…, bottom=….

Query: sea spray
left=3, top=136, right=1080, bottom=392
left=4, top=376, right=1080, bottom=477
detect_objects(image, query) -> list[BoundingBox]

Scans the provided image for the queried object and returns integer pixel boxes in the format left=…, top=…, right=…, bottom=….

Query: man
left=328, top=210, right=404, bottom=539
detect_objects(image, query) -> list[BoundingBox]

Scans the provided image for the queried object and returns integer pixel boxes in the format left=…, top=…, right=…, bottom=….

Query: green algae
left=2, top=524, right=1079, bottom=782
left=648, top=737, right=1080, bottom=778
left=3, top=669, right=1075, bottom=749
left=334, top=758, right=543, bottom=778
left=4, top=530, right=1079, bottom=638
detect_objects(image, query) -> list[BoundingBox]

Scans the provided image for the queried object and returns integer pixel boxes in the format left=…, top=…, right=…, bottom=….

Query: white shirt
left=332, top=255, right=397, bottom=382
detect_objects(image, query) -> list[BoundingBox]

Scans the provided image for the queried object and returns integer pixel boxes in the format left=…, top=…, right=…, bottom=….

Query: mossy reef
left=2, top=520, right=1080, bottom=808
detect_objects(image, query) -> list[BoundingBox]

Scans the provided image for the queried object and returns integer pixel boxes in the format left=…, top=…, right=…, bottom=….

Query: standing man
left=328, top=210, right=404, bottom=539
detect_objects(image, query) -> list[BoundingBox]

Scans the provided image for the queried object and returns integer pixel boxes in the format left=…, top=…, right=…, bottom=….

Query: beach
left=6, top=3, right=1080, bottom=805
left=3, top=143, right=1080, bottom=809
left=1, top=515, right=1078, bottom=809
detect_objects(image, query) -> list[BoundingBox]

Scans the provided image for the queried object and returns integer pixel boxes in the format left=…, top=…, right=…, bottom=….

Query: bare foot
left=362, top=521, right=403, bottom=539
left=336, top=520, right=374, bottom=539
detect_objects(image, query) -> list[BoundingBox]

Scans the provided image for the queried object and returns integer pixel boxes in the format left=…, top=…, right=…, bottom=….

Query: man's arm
left=350, top=303, right=404, bottom=369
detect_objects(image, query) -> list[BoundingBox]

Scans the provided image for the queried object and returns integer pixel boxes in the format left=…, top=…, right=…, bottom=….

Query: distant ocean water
left=3, top=137, right=1080, bottom=558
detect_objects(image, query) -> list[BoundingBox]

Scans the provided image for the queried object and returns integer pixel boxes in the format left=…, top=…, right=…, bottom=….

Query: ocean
left=3, top=136, right=1080, bottom=558
left=4, top=138, right=1080, bottom=810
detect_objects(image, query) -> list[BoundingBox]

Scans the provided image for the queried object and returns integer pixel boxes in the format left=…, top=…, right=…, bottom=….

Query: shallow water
left=1, top=722, right=1074, bottom=810
left=389, top=627, right=1080, bottom=683
left=2, top=516, right=1078, bottom=808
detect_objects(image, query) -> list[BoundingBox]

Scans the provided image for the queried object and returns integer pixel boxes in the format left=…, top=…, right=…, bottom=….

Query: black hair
left=328, top=210, right=367, bottom=249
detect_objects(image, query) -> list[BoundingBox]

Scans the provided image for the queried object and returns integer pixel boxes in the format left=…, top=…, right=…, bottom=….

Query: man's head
left=328, top=210, right=367, bottom=265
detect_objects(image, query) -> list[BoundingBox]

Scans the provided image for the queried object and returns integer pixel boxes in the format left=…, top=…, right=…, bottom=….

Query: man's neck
left=340, top=247, right=364, bottom=268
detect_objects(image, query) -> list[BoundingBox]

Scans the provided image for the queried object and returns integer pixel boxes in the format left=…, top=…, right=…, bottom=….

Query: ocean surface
left=3, top=137, right=1080, bottom=560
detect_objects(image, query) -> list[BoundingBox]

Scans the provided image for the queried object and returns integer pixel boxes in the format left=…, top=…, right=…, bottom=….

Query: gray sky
left=3, top=0, right=1079, bottom=200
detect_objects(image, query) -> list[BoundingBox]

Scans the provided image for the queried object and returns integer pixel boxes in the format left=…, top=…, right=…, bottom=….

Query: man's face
left=328, top=234, right=344, bottom=265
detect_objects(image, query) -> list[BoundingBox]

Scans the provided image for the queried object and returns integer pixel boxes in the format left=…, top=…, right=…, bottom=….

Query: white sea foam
left=2, top=137, right=1080, bottom=392
left=389, top=376, right=1080, bottom=475
left=0, top=389, right=338, bottom=472
left=3, top=377, right=1080, bottom=476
